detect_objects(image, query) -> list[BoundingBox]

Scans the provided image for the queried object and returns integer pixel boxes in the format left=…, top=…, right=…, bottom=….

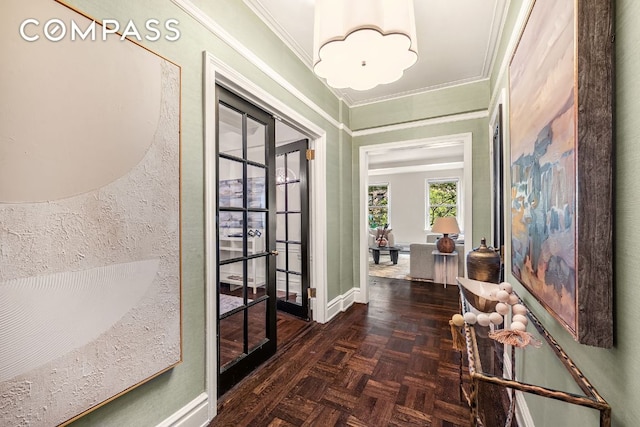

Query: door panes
left=247, top=117, right=266, bottom=165
left=247, top=212, right=266, bottom=253
left=247, top=165, right=266, bottom=209
left=219, top=260, right=244, bottom=290
left=247, top=257, right=267, bottom=295
left=216, top=86, right=276, bottom=396
left=287, top=243, right=302, bottom=273
left=219, top=310, right=245, bottom=368
left=247, top=300, right=268, bottom=352
left=287, top=213, right=302, bottom=242
left=275, top=140, right=309, bottom=318
left=218, top=105, right=243, bottom=158
left=219, top=158, right=243, bottom=208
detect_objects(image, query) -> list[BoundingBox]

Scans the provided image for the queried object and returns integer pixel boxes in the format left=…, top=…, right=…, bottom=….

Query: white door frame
left=357, top=133, right=473, bottom=304
left=203, top=51, right=328, bottom=421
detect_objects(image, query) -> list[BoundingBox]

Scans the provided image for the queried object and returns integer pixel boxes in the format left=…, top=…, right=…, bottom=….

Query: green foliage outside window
left=428, top=181, right=458, bottom=227
left=368, top=184, right=389, bottom=228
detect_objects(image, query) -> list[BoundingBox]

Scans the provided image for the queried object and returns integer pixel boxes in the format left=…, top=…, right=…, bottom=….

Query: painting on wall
left=509, top=0, right=613, bottom=347
left=0, top=1, right=181, bottom=424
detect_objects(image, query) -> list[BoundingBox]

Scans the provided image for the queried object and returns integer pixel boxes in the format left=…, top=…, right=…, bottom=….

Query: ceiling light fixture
left=313, top=0, right=418, bottom=91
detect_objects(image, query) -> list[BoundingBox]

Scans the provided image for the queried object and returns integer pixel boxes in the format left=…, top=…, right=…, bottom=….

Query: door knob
left=270, top=250, right=279, bottom=256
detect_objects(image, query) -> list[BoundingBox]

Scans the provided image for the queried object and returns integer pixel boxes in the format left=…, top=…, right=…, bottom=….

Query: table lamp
left=431, top=217, right=460, bottom=253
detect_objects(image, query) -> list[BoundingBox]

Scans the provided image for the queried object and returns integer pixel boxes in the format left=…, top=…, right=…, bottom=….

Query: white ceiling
left=249, top=1, right=506, bottom=170
left=367, top=140, right=464, bottom=173
left=245, top=0, right=508, bottom=107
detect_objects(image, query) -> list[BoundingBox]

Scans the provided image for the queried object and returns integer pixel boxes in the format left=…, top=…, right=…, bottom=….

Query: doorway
left=275, top=139, right=311, bottom=320
left=358, top=133, right=474, bottom=304
left=216, top=85, right=277, bottom=396
left=205, top=51, right=330, bottom=410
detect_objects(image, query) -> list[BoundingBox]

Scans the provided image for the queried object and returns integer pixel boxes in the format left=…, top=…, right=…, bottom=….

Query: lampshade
left=431, top=217, right=460, bottom=235
left=313, top=0, right=418, bottom=91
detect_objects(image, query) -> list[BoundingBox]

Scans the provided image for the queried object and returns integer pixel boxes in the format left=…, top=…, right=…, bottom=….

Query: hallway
left=212, top=277, right=469, bottom=426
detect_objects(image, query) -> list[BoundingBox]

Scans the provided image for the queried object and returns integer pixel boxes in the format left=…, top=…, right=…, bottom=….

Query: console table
left=456, top=286, right=611, bottom=426
left=369, top=246, right=400, bottom=264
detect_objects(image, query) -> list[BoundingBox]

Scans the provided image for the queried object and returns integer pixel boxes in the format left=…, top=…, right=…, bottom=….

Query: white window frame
left=425, top=178, right=460, bottom=231
left=368, top=183, right=390, bottom=228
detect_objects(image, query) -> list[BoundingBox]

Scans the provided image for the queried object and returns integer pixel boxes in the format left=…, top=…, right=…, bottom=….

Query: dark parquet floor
left=211, top=277, right=470, bottom=427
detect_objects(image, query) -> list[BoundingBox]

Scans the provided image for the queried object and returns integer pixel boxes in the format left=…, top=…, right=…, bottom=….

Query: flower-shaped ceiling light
left=313, top=0, right=418, bottom=91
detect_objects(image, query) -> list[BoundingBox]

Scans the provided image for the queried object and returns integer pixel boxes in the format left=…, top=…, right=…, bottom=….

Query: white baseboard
left=326, top=288, right=358, bottom=322
left=157, top=392, right=210, bottom=427
left=503, top=349, right=535, bottom=427
left=515, top=390, right=535, bottom=427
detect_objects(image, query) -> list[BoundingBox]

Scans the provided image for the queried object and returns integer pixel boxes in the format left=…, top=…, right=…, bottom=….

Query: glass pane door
left=276, top=139, right=310, bottom=320
left=216, top=86, right=276, bottom=396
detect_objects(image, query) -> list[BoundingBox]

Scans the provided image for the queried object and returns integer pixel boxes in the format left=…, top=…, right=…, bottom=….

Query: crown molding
left=243, top=0, right=312, bottom=65
left=352, top=110, right=489, bottom=137
left=349, top=77, right=491, bottom=108
left=170, top=0, right=347, bottom=132
left=242, top=0, right=349, bottom=106
left=482, top=0, right=509, bottom=77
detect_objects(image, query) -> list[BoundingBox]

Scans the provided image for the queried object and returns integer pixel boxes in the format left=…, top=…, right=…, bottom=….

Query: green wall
left=350, top=80, right=490, bottom=131
left=20, top=0, right=637, bottom=425
left=490, top=0, right=640, bottom=425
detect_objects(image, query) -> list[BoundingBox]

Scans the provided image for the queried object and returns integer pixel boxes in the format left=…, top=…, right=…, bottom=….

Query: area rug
left=220, top=294, right=252, bottom=316
left=369, top=253, right=410, bottom=280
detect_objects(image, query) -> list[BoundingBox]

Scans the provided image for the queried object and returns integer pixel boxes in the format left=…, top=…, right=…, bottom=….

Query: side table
left=370, top=246, right=400, bottom=264
left=432, top=250, right=458, bottom=287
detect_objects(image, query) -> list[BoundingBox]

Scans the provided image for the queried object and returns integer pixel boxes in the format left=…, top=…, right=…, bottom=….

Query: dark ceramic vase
left=466, top=238, right=501, bottom=283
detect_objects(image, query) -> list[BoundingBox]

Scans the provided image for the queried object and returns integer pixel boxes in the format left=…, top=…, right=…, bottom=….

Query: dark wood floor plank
left=211, top=278, right=471, bottom=427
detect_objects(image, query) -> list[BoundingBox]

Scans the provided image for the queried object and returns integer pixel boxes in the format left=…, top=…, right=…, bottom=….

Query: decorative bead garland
left=452, top=281, right=529, bottom=332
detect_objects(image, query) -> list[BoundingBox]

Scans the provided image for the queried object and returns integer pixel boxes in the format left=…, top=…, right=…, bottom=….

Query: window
left=426, top=179, right=458, bottom=229
left=368, top=184, right=389, bottom=228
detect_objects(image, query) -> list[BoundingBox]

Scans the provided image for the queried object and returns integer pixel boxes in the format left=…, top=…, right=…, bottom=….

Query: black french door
left=275, top=139, right=310, bottom=320
left=216, top=85, right=276, bottom=396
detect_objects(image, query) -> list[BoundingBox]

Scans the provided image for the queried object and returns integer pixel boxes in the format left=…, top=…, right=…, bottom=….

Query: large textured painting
left=0, top=0, right=181, bottom=424
left=509, top=0, right=613, bottom=347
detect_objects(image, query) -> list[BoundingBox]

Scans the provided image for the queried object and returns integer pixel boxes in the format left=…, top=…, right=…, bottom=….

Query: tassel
left=449, top=320, right=466, bottom=351
left=489, top=329, right=542, bottom=348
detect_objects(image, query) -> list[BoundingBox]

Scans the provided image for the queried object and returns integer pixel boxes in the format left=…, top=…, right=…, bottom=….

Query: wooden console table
left=456, top=287, right=611, bottom=426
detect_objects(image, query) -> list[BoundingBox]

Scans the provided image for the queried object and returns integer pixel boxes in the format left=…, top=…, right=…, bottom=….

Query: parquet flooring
left=211, top=277, right=470, bottom=427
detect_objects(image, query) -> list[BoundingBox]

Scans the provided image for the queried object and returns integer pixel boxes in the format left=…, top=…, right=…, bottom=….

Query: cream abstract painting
left=0, top=1, right=181, bottom=425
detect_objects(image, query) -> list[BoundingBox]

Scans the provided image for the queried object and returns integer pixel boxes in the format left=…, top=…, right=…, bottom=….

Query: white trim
left=488, top=88, right=506, bottom=252
left=171, top=0, right=347, bottom=133
left=352, top=110, right=488, bottom=137
left=203, top=51, right=329, bottom=423
left=243, top=0, right=312, bottom=66
left=503, top=349, right=535, bottom=427
left=515, top=391, right=535, bottom=427
left=481, top=0, right=509, bottom=77
left=369, top=162, right=464, bottom=176
left=202, top=53, right=218, bottom=423
left=347, top=77, right=491, bottom=108
left=326, top=288, right=358, bottom=322
left=462, top=133, right=473, bottom=260
left=358, top=133, right=473, bottom=301
left=309, top=133, right=328, bottom=324
left=156, top=393, right=209, bottom=427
